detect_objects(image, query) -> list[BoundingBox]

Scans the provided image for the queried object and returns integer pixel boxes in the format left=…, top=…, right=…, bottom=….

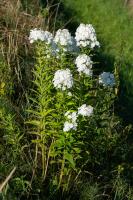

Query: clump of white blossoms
left=65, top=111, right=78, bottom=123
left=75, top=54, right=93, bottom=76
left=53, top=69, right=73, bottom=90
left=75, top=23, right=100, bottom=48
left=54, top=29, right=78, bottom=52
left=29, top=29, right=60, bottom=57
left=63, top=121, right=77, bottom=132
left=29, top=29, right=53, bottom=44
left=68, top=92, right=72, bottom=96
left=99, top=72, right=115, bottom=87
left=78, top=104, right=93, bottom=117
left=63, top=111, right=78, bottom=132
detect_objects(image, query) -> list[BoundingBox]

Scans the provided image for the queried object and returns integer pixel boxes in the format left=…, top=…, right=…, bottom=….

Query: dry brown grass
left=125, top=0, right=133, bottom=13
left=0, top=0, right=46, bottom=104
left=0, top=0, right=44, bottom=63
left=0, top=0, right=60, bottom=107
left=0, top=0, right=59, bottom=70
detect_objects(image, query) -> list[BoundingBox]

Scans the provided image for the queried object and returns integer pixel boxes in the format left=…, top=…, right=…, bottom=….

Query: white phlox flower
left=53, top=69, right=73, bottom=90
left=75, top=23, right=100, bottom=48
left=65, top=111, right=78, bottom=123
left=29, top=29, right=53, bottom=44
left=75, top=54, right=93, bottom=76
left=29, top=29, right=60, bottom=57
left=63, top=111, right=78, bottom=132
left=54, top=29, right=78, bottom=52
left=68, top=92, right=72, bottom=96
left=63, top=121, right=77, bottom=132
left=78, top=104, right=93, bottom=117
left=99, top=72, right=115, bottom=87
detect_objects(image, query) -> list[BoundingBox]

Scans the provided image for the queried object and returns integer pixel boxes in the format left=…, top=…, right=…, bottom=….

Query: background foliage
left=61, top=0, right=133, bottom=122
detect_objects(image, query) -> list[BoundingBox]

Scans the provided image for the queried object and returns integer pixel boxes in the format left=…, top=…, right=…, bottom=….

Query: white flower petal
left=54, top=29, right=79, bottom=52
left=75, top=24, right=100, bottom=49
left=75, top=54, right=93, bottom=76
left=99, top=72, right=115, bottom=87
left=78, top=104, right=93, bottom=117
left=53, top=69, right=73, bottom=90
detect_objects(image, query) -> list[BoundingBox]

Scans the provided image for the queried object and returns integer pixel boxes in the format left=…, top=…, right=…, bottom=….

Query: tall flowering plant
left=27, top=24, right=119, bottom=191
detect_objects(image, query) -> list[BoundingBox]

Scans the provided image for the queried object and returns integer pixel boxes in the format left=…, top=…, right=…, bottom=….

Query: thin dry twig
left=0, top=166, right=16, bottom=192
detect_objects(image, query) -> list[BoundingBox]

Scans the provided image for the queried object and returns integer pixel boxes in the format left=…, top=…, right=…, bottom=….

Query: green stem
left=58, top=152, right=65, bottom=188
left=43, top=140, right=53, bottom=181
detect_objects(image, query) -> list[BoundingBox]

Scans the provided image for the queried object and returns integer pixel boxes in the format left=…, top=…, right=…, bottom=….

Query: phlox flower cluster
left=68, top=92, right=72, bottom=96
left=75, top=24, right=100, bottom=48
left=63, top=121, right=77, bottom=132
left=29, top=29, right=53, bottom=44
left=54, top=29, right=78, bottom=52
left=99, top=72, right=115, bottom=87
left=63, top=111, right=78, bottom=132
left=53, top=69, right=73, bottom=90
left=65, top=111, right=78, bottom=122
left=75, top=54, right=93, bottom=76
left=29, top=29, right=60, bottom=57
left=29, top=23, right=100, bottom=55
left=78, top=104, right=93, bottom=117
left=63, top=105, right=93, bottom=132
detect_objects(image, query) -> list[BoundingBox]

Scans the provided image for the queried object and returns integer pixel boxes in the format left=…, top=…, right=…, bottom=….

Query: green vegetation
left=0, top=0, right=133, bottom=199
left=63, top=0, right=133, bottom=121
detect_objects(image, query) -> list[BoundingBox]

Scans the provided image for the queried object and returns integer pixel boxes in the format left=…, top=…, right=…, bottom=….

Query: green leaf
left=41, top=109, right=55, bottom=117
left=64, top=151, right=75, bottom=169
left=67, top=101, right=75, bottom=106
left=31, top=139, right=42, bottom=144
left=25, top=120, right=40, bottom=126
left=26, top=109, right=41, bottom=116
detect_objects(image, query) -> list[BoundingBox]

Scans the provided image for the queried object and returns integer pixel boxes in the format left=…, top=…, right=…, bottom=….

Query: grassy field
left=62, top=0, right=133, bottom=121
